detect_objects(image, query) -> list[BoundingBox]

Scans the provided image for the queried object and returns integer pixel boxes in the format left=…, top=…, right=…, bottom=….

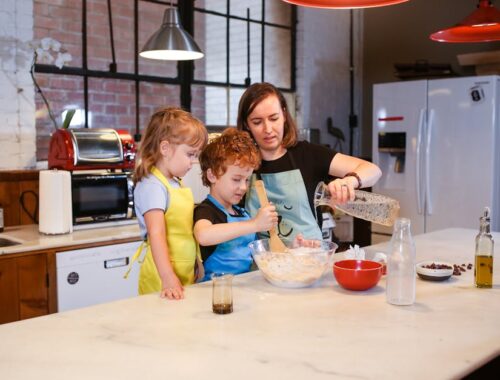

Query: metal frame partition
left=34, top=0, right=296, bottom=140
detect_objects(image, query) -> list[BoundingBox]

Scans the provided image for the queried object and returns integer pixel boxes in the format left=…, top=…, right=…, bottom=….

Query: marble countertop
left=0, top=221, right=141, bottom=255
left=0, top=228, right=498, bottom=379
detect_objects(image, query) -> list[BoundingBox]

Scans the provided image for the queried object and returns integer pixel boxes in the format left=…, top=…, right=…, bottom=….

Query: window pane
left=34, top=0, right=83, bottom=67
left=264, top=26, right=291, bottom=89
left=229, top=20, right=262, bottom=85
left=34, top=74, right=84, bottom=161
left=194, top=11, right=227, bottom=83
left=138, top=83, right=181, bottom=136
left=229, top=88, right=245, bottom=127
left=204, top=86, right=227, bottom=127
left=191, top=86, right=245, bottom=128
left=265, top=2, right=292, bottom=26
left=229, top=0, right=262, bottom=20
left=87, top=0, right=135, bottom=73
left=88, top=78, right=135, bottom=134
left=138, top=2, right=177, bottom=78
left=198, top=0, right=227, bottom=14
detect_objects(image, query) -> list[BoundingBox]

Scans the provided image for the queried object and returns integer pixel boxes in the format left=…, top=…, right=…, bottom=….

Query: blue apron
left=201, top=194, right=256, bottom=282
left=245, top=152, right=322, bottom=240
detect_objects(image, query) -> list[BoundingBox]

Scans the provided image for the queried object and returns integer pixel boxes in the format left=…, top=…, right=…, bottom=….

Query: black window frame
left=34, top=0, right=296, bottom=141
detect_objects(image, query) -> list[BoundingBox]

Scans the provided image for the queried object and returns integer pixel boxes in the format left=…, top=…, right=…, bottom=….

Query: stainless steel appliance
left=372, top=75, right=500, bottom=243
left=71, top=172, right=134, bottom=225
left=48, top=128, right=136, bottom=171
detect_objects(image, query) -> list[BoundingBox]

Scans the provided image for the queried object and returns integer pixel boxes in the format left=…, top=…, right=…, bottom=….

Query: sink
left=0, top=237, right=22, bottom=247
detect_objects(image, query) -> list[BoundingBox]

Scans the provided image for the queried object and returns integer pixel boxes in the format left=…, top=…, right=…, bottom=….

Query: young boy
left=193, top=128, right=278, bottom=281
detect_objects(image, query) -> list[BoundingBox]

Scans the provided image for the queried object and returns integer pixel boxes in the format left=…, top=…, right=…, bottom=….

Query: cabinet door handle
left=104, top=257, right=129, bottom=269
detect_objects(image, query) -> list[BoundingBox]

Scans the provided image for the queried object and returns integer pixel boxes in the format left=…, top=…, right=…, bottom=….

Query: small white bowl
left=416, top=261, right=453, bottom=282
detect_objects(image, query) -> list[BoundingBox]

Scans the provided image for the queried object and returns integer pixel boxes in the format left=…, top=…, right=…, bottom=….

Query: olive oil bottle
left=475, top=207, right=494, bottom=288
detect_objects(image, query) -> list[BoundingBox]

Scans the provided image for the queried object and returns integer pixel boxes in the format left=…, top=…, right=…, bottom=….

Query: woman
left=237, top=82, right=382, bottom=241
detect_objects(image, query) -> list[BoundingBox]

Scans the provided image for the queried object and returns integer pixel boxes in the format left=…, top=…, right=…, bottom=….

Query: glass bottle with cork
left=475, top=207, right=494, bottom=288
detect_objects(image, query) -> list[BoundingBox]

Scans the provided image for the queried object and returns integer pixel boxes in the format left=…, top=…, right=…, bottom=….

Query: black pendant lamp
left=430, top=0, right=500, bottom=43
left=140, top=7, right=204, bottom=60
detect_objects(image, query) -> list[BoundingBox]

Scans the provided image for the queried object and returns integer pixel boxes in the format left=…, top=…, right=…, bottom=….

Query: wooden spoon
left=254, top=180, right=288, bottom=253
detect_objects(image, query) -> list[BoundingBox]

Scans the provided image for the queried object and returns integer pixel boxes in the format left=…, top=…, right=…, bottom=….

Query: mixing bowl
left=333, top=260, right=383, bottom=291
left=249, top=238, right=338, bottom=288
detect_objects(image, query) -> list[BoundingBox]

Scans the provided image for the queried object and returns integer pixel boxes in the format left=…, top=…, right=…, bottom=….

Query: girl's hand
left=328, top=177, right=356, bottom=205
left=160, top=274, right=184, bottom=300
left=254, top=204, right=278, bottom=232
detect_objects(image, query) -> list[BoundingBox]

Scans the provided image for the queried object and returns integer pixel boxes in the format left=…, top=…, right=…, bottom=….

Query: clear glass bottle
left=475, top=207, right=493, bottom=288
left=386, top=217, right=416, bottom=305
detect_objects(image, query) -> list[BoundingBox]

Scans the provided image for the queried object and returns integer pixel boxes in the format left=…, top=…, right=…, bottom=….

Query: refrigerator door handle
left=416, top=108, right=425, bottom=215
left=425, top=109, right=435, bottom=215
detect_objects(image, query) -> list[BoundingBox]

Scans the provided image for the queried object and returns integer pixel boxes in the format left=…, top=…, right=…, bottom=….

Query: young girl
left=193, top=128, right=278, bottom=281
left=130, top=107, right=207, bottom=300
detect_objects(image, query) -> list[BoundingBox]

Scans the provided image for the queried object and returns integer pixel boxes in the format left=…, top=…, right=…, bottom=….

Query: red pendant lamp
left=282, top=0, right=408, bottom=9
left=430, top=0, right=500, bottom=42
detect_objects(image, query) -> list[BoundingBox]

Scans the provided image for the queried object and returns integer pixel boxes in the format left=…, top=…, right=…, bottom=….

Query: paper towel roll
left=39, top=170, right=73, bottom=235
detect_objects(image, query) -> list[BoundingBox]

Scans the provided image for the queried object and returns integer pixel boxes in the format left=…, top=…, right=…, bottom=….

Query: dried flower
left=29, top=37, right=74, bottom=129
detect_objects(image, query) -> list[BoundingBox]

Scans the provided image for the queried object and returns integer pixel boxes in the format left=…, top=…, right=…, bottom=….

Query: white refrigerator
left=371, top=75, right=500, bottom=243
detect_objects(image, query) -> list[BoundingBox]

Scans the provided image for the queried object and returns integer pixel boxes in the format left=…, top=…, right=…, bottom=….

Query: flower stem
left=31, top=53, right=59, bottom=130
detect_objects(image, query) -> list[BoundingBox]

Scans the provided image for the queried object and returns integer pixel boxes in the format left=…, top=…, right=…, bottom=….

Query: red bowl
left=333, top=260, right=383, bottom=291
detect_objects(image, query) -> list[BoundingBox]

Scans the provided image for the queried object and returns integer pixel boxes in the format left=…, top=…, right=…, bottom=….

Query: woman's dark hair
left=236, top=82, right=298, bottom=148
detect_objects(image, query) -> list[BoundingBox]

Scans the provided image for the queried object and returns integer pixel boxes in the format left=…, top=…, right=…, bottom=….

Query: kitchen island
left=0, top=228, right=498, bottom=379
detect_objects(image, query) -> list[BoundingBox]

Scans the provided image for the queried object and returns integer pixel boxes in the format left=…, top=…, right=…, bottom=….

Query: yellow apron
left=126, top=166, right=200, bottom=295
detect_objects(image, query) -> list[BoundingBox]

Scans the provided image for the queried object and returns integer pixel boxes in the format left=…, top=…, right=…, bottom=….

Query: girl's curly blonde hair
left=134, top=107, right=207, bottom=184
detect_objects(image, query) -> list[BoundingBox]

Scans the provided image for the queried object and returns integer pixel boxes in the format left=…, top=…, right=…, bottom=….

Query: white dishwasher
left=56, top=241, right=142, bottom=312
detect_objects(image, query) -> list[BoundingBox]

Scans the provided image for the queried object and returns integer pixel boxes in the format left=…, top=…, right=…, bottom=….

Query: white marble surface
left=0, top=228, right=498, bottom=379
left=0, top=222, right=141, bottom=255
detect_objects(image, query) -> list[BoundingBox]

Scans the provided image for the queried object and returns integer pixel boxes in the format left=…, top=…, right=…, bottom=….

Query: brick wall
left=0, top=0, right=36, bottom=169
left=1, top=1, right=357, bottom=169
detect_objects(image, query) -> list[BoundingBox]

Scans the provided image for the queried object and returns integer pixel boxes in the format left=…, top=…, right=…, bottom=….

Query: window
left=33, top=0, right=295, bottom=160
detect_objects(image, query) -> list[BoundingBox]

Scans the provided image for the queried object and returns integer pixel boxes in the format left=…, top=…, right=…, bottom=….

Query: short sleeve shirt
left=134, top=174, right=181, bottom=239
left=193, top=197, right=248, bottom=262
left=257, top=140, right=337, bottom=214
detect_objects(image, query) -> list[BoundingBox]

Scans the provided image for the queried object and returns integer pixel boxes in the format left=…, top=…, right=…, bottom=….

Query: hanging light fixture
left=140, top=6, right=204, bottom=60
left=430, top=0, right=500, bottom=43
left=281, top=0, right=408, bottom=9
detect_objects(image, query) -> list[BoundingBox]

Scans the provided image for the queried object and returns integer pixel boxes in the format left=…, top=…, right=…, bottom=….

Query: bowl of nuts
left=416, top=261, right=454, bottom=281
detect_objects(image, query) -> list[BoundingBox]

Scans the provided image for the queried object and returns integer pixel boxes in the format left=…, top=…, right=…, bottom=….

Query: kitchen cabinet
left=0, top=251, right=55, bottom=324
left=0, top=223, right=141, bottom=324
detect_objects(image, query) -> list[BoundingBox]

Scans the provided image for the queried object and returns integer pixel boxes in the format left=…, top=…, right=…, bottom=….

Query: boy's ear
left=206, top=168, right=217, bottom=184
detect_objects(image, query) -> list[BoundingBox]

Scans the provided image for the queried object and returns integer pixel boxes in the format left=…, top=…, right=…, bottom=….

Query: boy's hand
left=194, top=256, right=205, bottom=282
left=254, top=204, right=278, bottom=232
left=160, top=274, right=184, bottom=300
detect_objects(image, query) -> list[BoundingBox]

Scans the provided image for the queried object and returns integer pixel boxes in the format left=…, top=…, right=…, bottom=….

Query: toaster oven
left=48, top=128, right=136, bottom=171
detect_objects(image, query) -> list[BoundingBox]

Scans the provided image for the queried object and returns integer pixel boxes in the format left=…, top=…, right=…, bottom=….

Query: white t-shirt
left=134, top=174, right=181, bottom=239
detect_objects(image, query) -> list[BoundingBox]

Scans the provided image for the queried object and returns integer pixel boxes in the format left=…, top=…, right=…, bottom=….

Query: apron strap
left=123, top=241, right=147, bottom=279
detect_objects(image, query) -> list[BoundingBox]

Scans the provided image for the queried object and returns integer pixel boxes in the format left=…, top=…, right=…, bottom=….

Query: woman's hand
left=328, top=177, right=357, bottom=205
left=160, top=273, right=184, bottom=300
left=254, top=204, right=279, bottom=232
